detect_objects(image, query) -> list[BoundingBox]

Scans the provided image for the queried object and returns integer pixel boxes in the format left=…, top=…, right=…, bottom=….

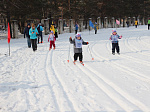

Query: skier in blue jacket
left=29, top=23, right=39, bottom=51
left=109, top=30, right=122, bottom=55
left=75, top=23, right=78, bottom=34
left=37, top=23, right=43, bottom=44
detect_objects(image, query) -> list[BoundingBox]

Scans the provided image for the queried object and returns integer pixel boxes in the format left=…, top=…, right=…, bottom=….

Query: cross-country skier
left=148, top=18, right=150, bottom=30
left=48, top=31, right=56, bottom=50
left=94, top=22, right=98, bottom=34
left=24, top=23, right=31, bottom=48
left=29, top=23, right=39, bottom=52
left=54, top=25, right=58, bottom=40
left=109, top=30, right=122, bottom=55
left=37, top=23, right=43, bottom=44
left=135, top=20, right=138, bottom=28
left=75, top=23, right=78, bottom=34
left=69, top=33, right=89, bottom=64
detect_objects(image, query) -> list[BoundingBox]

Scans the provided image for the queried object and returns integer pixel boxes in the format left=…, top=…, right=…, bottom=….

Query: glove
left=119, top=35, right=122, bottom=39
left=69, top=37, right=72, bottom=41
left=87, top=42, right=89, bottom=44
left=36, top=32, right=38, bottom=35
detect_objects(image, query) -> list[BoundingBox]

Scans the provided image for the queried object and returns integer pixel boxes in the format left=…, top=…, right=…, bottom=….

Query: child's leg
left=35, top=39, right=37, bottom=50
left=74, top=53, right=78, bottom=61
left=112, top=43, right=115, bottom=53
left=79, top=53, right=83, bottom=61
left=116, top=43, right=120, bottom=53
left=50, top=41, right=52, bottom=49
left=53, top=41, right=55, bottom=48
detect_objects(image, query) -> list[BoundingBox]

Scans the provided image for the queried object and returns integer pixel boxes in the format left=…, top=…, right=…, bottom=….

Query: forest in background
left=0, top=0, right=150, bottom=32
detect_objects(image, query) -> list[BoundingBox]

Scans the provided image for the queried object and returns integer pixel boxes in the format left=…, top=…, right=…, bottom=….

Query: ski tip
left=92, top=58, right=94, bottom=60
left=67, top=60, right=69, bottom=63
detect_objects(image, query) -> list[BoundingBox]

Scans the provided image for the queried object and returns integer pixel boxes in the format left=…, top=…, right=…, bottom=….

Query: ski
left=73, top=61, right=76, bottom=65
left=73, top=61, right=84, bottom=66
left=80, top=61, right=84, bottom=66
left=81, top=63, right=84, bottom=66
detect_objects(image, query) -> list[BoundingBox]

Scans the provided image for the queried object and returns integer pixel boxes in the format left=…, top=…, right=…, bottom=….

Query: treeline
left=0, top=0, right=150, bottom=24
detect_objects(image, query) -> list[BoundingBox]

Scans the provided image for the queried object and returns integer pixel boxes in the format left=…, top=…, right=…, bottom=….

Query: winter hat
left=76, top=33, right=81, bottom=37
left=27, top=23, right=30, bottom=26
left=112, top=30, right=117, bottom=33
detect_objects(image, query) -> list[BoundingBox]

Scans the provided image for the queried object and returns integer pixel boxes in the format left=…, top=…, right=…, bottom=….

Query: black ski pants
left=74, top=53, right=83, bottom=61
left=148, top=24, right=150, bottom=30
left=112, top=43, right=119, bottom=53
left=38, top=33, right=43, bottom=43
left=95, top=30, right=97, bottom=34
left=31, top=39, right=37, bottom=51
left=75, top=30, right=78, bottom=34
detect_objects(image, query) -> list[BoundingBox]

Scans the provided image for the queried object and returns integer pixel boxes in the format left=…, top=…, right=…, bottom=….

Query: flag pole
left=9, top=43, right=10, bottom=56
left=89, top=25, right=90, bottom=35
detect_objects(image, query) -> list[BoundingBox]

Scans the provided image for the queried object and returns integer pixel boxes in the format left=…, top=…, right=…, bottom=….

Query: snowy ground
left=0, top=26, right=150, bottom=112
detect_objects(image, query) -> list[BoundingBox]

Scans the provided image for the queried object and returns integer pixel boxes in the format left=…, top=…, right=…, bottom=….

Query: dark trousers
left=75, top=30, right=77, bottom=34
left=31, top=39, right=37, bottom=51
left=74, top=53, right=83, bottom=61
left=27, top=37, right=31, bottom=47
left=148, top=24, right=150, bottom=30
left=112, top=43, right=119, bottom=53
left=95, top=30, right=97, bottom=34
left=54, top=32, right=58, bottom=40
left=135, top=25, right=137, bottom=28
left=38, top=33, right=43, bottom=43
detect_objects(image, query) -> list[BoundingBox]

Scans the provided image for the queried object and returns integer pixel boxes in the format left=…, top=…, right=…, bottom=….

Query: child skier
left=69, top=33, right=89, bottom=64
left=54, top=25, right=58, bottom=40
left=109, top=30, right=122, bottom=55
left=48, top=31, right=56, bottom=50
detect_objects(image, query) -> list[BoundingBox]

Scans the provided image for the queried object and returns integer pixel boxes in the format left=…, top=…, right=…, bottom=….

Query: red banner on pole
left=8, top=22, right=11, bottom=43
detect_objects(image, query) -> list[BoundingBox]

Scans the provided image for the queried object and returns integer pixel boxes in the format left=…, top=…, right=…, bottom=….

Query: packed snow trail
left=0, top=26, right=150, bottom=112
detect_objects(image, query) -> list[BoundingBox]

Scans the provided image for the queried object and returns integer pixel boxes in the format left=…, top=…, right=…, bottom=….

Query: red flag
left=8, top=22, right=11, bottom=43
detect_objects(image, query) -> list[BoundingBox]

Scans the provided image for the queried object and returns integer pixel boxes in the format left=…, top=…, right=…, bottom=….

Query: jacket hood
left=27, top=23, right=30, bottom=27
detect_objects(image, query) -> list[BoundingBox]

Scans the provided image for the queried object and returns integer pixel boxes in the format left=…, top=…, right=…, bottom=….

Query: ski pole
left=67, top=42, right=71, bottom=63
left=88, top=45, right=94, bottom=60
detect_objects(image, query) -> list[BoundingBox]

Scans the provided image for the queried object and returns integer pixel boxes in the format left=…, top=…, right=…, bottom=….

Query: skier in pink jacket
left=48, top=31, right=56, bottom=50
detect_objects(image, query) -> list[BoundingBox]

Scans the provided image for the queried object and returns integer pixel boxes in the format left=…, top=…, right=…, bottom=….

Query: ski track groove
left=139, top=36, right=150, bottom=47
left=69, top=49, right=134, bottom=111
left=107, top=41, right=150, bottom=83
left=44, top=49, right=60, bottom=111
left=124, top=35, right=150, bottom=57
left=88, top=42, right=150, bottom=111
left=65, top=45, right=99, bottom=111
left=20, top=48, right=44, bottom=112
left=107, top=40, right=150, bottom=67
left=45, top=43, right=76, bottom=112
left=105, top=40, right=150, bottom=84
left=49, top=49, right=76, bottom=112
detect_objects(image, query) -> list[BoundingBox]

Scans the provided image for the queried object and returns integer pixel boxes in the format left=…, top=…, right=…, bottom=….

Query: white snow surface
left=0, top=26, right=150, bottom=112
